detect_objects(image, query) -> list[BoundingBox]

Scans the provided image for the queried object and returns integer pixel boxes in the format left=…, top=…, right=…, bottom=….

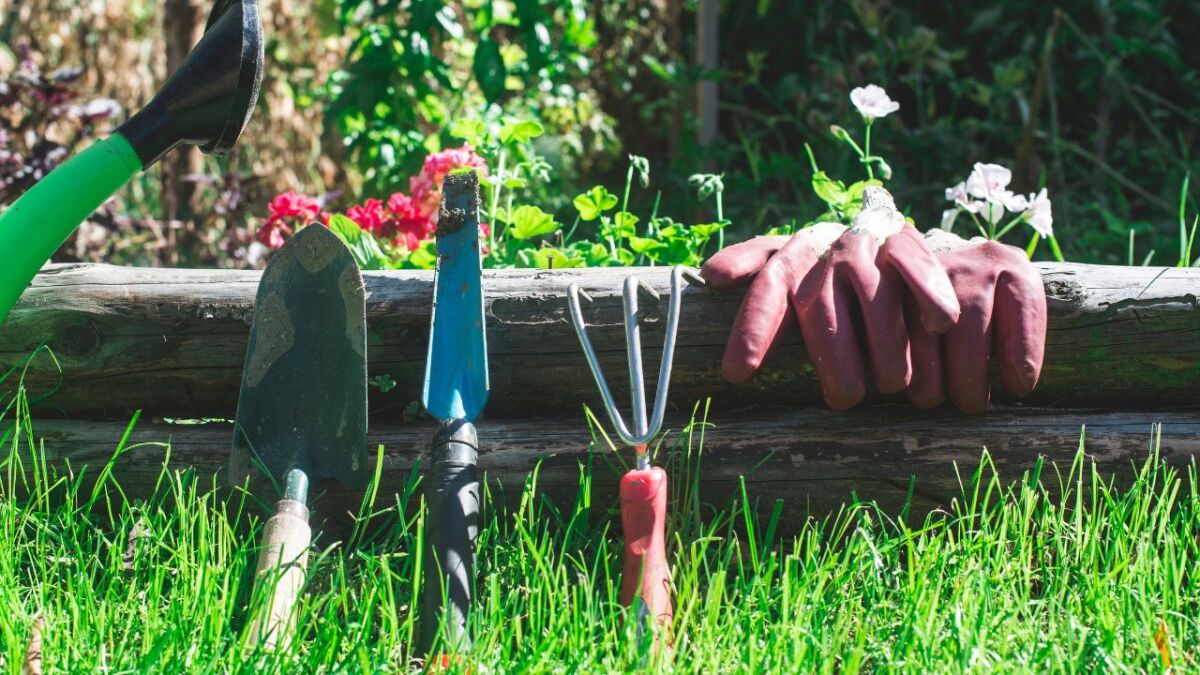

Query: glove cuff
left=797, top=221, right=846, bottom=258
left=848, top=185, right=906, bottom=244
left=923, top=229, right=987, bottom=253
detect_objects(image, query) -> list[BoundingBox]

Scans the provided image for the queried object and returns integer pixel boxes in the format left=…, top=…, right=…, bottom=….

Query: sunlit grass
left=0, top=380, right=1195, bottom=672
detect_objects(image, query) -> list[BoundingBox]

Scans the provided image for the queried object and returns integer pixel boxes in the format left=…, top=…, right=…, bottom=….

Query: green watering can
left=0, top=0, right=263, bottom=322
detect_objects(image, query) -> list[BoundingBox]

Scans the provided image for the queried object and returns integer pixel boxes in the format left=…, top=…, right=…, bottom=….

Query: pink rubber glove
left=702, top=187, right=961, bottom=410
left=905, top=231, right=1048, bottom=414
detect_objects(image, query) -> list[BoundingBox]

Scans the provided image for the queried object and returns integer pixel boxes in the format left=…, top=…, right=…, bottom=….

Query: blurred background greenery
left=1, top=0, right=1196, bottom=266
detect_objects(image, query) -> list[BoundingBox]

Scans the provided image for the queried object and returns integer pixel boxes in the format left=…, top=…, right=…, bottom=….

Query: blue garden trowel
left=419, top=170, right=490, bottom=655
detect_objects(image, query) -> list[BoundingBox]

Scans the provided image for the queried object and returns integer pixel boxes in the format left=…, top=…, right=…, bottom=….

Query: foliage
left=322, top=0, right=608, bottom=201
left=639, top=0, right=1200, bottom=263
left=260, top=118, right=726, bottom=270
left=0, top=376, right=1197, bottom=669
left=0, top=47, right=121, bottom=206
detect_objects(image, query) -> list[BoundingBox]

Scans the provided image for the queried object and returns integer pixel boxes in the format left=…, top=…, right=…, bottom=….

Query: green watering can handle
left=0, top=134, right=142, bottom=322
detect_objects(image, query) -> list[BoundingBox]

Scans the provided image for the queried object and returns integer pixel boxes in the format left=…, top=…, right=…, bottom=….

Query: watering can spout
left=117, top=0, right=263, bottom=166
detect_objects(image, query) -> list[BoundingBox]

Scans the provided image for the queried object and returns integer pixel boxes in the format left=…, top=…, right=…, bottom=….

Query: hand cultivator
left=229, top=224, right=369, bottom=649
left=0, top=0, right=264, bottom=323
left=567, top=266, right=703, bottom=635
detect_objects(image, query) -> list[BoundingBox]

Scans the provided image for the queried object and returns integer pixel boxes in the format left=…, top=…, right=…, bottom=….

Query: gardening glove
left=904, top=230, right=1047, bottom=414
left=702, top=186, right=961, bottom=410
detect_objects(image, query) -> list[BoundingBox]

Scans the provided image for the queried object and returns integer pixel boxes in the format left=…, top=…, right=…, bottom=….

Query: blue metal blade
left=422, top=171, right=490, bottom=422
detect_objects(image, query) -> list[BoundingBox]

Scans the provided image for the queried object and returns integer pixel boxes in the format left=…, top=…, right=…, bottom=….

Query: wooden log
left=0, top=263, right=1197, bottom=420
left=24, top=406, right=1200, bottom=525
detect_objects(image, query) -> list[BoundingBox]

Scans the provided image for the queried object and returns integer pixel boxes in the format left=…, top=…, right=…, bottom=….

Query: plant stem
left=994, top=213, right=1028, bottom=241
left=1025, top=230, right=1040, bottom=259
left=1048, top=235, right=1065, bottom=262
left=622, top=165, right=634, bottom=214
left=863, top=121, right=875, bottom=181
left=488, top=151, right=507, bottom=260
left=715, top=189, right=725, bottom=250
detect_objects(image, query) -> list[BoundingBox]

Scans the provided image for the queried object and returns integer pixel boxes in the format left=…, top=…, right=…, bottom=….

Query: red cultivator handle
left=619, top=463, right=672, bottom=628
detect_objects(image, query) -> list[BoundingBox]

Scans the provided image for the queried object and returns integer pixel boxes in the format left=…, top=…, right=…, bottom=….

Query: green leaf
left=473, top=39, right=506, bottom=103
left=690, top=222, right=726, bottom=238
left=369, top=374, right=397, bottom=394
left=326, top=216, right=390, bottom=270
left=573, top=186, right=619, bottom=221
left=656, top=238, right=697, bottom=265
left=517, top=247, right=584, bottom=269
left=449, top=118, right=487, bottom=144
left=812, top=171, right=849, bottom=208
left=508, top=205, right=559, bottom=240
left=612, top=211, right=639, bottom=237
left=846, top=179, right=884, bottom=203
left=581, top=242, right=611, bottom=266
left=629, top=237, right=666, bottom=254
left=499, top=119, right=545, bottom=145
left=407, top=240, right=437, bottom=269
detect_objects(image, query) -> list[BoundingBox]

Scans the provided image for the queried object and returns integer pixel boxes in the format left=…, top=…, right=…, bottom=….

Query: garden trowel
left=0, top=0, right=264, bottom=323
left=229, top=224, right=368, bottom=650
left=420, top=170, right=489, bottom=655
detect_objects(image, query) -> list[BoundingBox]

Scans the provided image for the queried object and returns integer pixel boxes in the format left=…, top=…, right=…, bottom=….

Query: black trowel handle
left=421, top=419, right=480, bottom=654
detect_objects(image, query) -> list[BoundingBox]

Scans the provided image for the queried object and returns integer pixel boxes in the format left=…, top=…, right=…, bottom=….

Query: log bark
left=0, top=263, right=1197, bottom=420
left=24, top=407, right=1200, bottom=527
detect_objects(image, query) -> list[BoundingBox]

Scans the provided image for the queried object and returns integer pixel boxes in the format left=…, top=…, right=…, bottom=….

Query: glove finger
left=701, top=235, right=793, bottom=290
left=994, top=261, right=1047, bottom=397
left=720, top=236, right=815, bottom=383
left=794, top=258, right=867, bottom=411
left=835, top=232, right=911, bottom=394
left=879, top=225, right=961, bottom=333
left=944, top=287, right=995, bottom=415
left=905, top=291, right=945, bottom=409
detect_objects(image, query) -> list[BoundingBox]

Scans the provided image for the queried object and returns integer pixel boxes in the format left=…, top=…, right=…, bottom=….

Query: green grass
left=0, top=382, right=1196, bottom=673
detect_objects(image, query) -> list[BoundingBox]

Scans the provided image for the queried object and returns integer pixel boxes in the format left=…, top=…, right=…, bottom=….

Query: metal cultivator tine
left=567, top=266, right=705, bottom=466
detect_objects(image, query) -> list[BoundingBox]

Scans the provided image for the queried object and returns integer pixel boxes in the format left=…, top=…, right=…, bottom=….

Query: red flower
left=258, top=191, right=321, bottom=249
left=409, top=145, right=488, bottom=221
left=346, top=198, right=388, bottom=235
left=385, top=192, right=436, bottom=251
left=267, top=191, right=321, bottom=223
left=257, top=220, right=291, bottom=248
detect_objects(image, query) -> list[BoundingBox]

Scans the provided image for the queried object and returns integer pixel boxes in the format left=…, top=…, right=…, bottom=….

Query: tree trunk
left=25, top=407, right=1200, bottom=530
left=161, top=0, right=208, bottom=265
left=1, top=263, right=1197, bottom=420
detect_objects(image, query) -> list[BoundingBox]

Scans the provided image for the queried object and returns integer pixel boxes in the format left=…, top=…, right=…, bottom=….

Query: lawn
left=0, top=383, right=1195, bottom=673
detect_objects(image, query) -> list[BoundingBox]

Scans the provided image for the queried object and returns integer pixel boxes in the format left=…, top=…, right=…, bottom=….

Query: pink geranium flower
left=346, top=198, right=388, bottom=235
left=257, top=191, right=322, bottom=248
left=386, top=192, right=435, bottom=251
left=409, top=145, right=488, bottom=220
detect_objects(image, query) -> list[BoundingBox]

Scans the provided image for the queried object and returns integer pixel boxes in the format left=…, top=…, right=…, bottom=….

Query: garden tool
left=0, top=0, right=264, bottom=323
left=229, top=224, right=368, bottom=649
left=567, top=266, right=703, bottom=636
left=420, top=170, right=489, bottom=654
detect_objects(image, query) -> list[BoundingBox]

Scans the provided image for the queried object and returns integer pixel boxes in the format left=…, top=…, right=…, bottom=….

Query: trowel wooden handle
left=619, top=466, right=673, bottom=629
left=246, top=496, right=311, bottom=650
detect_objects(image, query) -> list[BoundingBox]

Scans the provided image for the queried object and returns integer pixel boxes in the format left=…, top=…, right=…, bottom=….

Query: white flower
left=964, top=162, right=1028, bottom=222
left=850, top=84, right=900, bottom=120
left=941, top=208, right=961, bottom=231
left=965, top=163, right=1013, bottom=201
left=1003, top=192, right=1030, bottom=212
left=1025, top=188, right=1053, bottom=238
left=946, top=181, right=970, bottom=206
